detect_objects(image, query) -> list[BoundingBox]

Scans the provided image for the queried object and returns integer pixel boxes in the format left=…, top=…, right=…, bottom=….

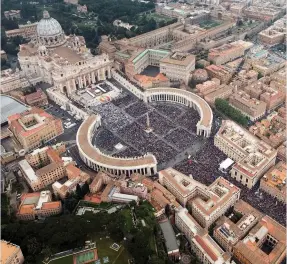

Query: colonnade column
left=92, top=72, right=95, bottom=83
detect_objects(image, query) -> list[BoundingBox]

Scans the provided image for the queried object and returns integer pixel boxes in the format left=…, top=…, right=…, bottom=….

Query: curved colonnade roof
left=145, top=88, right=213, bottom=128
left=77, top=115, right=157, bottom=169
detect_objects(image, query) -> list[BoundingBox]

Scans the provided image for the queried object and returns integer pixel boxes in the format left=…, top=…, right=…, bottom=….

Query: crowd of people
left=175, top=139, right=286, bottom=225
left=92, top=96, right=204, bottom=165
left=125, top=101, right=150, bottom=118
left=176, top=108, right=200, bottom=133
left=137, top=111, right=176, bottom=136
left=94, top=128, right=122, bottom=152
left=165, top=128, right=199, bottom=151
left=112, top=93, right=137, bottom=108
left=93, top=103, right=134, bottom=132
left=152, top=102, right=184, bottom=120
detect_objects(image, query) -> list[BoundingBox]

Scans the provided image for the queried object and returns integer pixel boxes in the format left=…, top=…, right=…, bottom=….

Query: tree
left=76, top=183, right=83, bottom=198
left=258, top=72, right=263, bottom=79
left=215, top=98, right=249, bottom=127
left=3, top=42, right=18, bottom=56
left=81, top=183, right=90, bottom=196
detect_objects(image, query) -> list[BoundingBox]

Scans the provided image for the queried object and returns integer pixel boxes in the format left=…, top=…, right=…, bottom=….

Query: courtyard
left=92, top=90, right=206, bottom=170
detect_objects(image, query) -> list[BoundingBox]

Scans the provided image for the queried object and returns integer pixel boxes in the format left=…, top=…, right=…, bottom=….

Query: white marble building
left=18, top=10, right=113, bottom=95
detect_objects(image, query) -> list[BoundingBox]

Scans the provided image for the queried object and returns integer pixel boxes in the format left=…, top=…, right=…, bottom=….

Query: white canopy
left=219, top=158, right=234, bottom=170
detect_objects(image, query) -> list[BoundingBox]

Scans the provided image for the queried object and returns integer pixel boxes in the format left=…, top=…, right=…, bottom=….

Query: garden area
left=199, top=19, right=221, bottom=29
left=1, top=200, right=171, bottom=264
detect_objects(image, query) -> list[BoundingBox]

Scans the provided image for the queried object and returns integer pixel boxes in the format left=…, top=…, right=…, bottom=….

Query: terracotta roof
left=36, top=162, right=63, bottom=177
left=47, top=148, right=62, bottom=163
left=41, top=201, right=61, bottom=210
left=20, top=192, right=40, bottom=202
left=66, top=163, right=81, bottom=178
left=18, top=204, right=35, bottom=215
left=8, top=107, right=59, bottom=137
left=194, top=235, right=218, bottom=262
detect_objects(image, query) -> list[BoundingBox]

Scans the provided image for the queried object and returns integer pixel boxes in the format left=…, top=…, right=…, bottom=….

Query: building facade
left=1, top=240, right=24, bottom=264
left=259, top=161, right=286, bottom=204
left=229, top=91, right=267, bottom=121
left=8, top=107, right=63, bottom=152
left=17, top=11, right=113, bottom=96
left=215, top=120, right=277, bottom=188
left=16, top=191, right=62, bottom=220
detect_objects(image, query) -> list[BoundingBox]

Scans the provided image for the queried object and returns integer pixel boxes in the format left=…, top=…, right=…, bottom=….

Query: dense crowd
left=176, top=108, right=200, bottom=133
left=137, top=111, right=176, bottom=136
left=94, top=128, right=122, bottom=152
left=112, top=93, right=138, bottom=108
left=93, top=103, right=133, bottom=132
left=175, top=139, right=286, bottom=226
left=115, top=147, right=141, bottom=158
left=118, top=122, right=158, bottom=149
left=164, top=128, right=199, bottom=151
left=125, top=101, right=150, bottom=118
left=93, top=98, right=204, bottom=165
left=152, top=102, right=184, bottom=120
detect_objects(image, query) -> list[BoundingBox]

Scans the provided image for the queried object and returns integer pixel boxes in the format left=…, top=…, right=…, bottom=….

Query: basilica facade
left=18, top=11, right=113, bottom=95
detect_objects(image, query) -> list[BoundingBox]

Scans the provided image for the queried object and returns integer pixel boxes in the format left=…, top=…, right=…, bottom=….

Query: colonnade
left=77, top=115, right=158, bottom=177
left=80, top=155, right=157, bottom=177
left=145, top=89, right=212, bottom=137
left=58, top=66, right=112, bottom=95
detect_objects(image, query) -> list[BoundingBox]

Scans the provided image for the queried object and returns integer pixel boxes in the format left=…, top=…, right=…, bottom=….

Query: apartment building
left=208, top=41, right=253, bottom=65
left=243, top=6, right=282, bottom=21
left=229, top=91, right=267, bottom=121
left=205, top=65, right=233, bottom=84
left=4, top=10, right=21, bottom=20
left=260, top=89, right=285, bottom=111
left=24, top=89, right=48, bottom=107
left=5, top=22, right=38, bottom=39
left=233, top=215, right=286, bottom=264
left=19, top=146, right=66, bottom=191
left=8, top=107, right=64, bottom=152
left=0, top=69, right=29, bottom=93
left=259, top=161, right=286, bottom=204
left=52, top=163, right=90, bottom=199
left=89, top=171, right=112, bottom=193
left=175, top=208, right=232, bottom=264
left=16, top=191, right=62, bottom=220
left=214, top=120, right=277, bottom=188
left=160, top=52, right=195, bottom=85
left=196, top=78, right=221, bottom=97
left=159, top=168, right=240, bottom=228
left=1, top=240, right=24, bottom=264
left=159, top=168, right=208, bottom=207
left=213, top=200, right=263, bottom=252
left=204, top=85, right=233, bottom=105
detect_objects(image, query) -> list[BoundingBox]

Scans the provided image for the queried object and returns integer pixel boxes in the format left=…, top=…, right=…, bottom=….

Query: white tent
left=219, top=158, right=234, bottom=171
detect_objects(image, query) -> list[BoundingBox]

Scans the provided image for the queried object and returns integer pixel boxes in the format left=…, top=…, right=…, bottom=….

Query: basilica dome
left=37, top=11, right=63, bottom=37
left=36, top=11, right=66, bottom=47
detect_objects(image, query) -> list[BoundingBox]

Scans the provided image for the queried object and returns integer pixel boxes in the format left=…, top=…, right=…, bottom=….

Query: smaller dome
left=193, top=69, right=209, bottom=82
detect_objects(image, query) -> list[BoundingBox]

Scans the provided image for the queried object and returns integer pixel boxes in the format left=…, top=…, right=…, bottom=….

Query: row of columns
left=60, top=66, right=111, bottom=95
left=148, top=93, right=211, bottom=138
left=82, top=154, right=157, bottom=177
left=148, top=93, right=198, bottom=110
